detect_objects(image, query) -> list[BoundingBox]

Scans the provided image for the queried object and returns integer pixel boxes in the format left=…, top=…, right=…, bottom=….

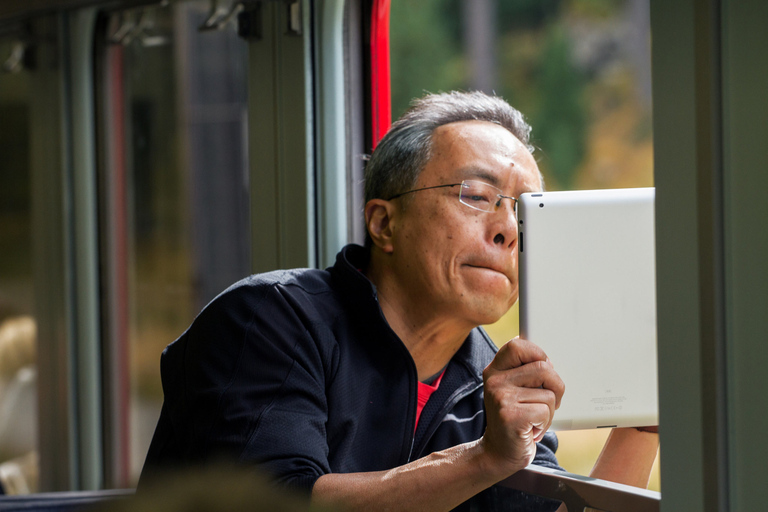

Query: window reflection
left=0, top=41, right=38, bottom=494
left=99, top=1, right=250, bottom=484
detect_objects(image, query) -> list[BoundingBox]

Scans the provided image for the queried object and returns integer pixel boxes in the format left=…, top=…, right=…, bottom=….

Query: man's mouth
left=464, top=263, right=511, bottom=281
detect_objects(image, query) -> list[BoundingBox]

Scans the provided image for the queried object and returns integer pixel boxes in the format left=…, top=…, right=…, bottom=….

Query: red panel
left=107, top=43, right=132, bottom=487
left=370, top=0, right=391, bottom=148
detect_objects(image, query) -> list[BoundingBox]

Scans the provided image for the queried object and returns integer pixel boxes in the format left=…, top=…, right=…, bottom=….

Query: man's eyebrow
left=518, top=184, right=542, bottom=195
left=457, top=167, right=502, bottom=186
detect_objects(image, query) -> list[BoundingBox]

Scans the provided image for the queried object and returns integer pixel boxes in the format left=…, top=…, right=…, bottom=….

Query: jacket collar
left=330, top=244, right=378, bottom=298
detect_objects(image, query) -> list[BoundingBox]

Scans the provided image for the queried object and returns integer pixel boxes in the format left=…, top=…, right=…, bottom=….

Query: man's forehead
left=431, top=121, right=529, bottom=158
left=433, top=119, right=519, bottom=140
left=429, top=121, right=541, bottom=190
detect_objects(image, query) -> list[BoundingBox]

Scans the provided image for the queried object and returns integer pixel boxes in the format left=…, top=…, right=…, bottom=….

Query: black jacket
left=140, top=244, right=561, bottom=510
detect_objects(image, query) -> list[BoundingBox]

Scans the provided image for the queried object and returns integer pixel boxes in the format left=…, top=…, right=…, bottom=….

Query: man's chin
left=468, top=299, right=516, bottom=326
left=453, top=282, right=517, bottom=325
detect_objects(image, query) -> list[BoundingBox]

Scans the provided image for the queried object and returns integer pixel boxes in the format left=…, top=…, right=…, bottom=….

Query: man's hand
left=313, top=337, right=565, bottom=512
left=480, top=337, right=565, bottom=476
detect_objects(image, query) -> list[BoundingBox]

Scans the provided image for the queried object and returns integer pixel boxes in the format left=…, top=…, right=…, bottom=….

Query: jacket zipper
left=406, top=380, right=483, bottom=462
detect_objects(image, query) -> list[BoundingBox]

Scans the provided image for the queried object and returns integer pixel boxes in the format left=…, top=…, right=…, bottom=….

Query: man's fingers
left=511, top=360, right=565, bottom=410
left=490, top=399, right=554, bottom=445
left=489, top=385, right=558, bottom=434
left=491, top=337, right=549, bottom=370
left=485, top=358, right=565, bottom=410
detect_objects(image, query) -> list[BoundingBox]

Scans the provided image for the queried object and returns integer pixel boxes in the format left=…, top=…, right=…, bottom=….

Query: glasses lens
left=459, top=181, right=501, bottom=212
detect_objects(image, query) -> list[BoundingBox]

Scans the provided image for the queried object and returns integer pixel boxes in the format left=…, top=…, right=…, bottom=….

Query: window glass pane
left=390, top=0, right=657, bottom=489
left=0, top=41, right=38, bottom=494
left=99, top=1, right=250, bottom=483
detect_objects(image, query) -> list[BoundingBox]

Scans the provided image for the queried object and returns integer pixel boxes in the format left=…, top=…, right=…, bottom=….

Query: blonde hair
left=0, top=316, right=36, bottom=379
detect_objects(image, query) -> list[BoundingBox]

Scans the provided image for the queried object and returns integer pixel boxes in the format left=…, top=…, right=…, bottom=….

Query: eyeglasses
left=387, top=180, right=518, bottom=213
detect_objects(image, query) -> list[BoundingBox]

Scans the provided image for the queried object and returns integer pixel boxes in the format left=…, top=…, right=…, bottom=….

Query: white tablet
left=517, top=188, right=658, bottom=430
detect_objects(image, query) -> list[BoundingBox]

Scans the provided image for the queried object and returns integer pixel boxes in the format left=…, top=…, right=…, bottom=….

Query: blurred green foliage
left=390, top=0, right=644, bottom=190
left=527, top=26, right=586, bottom=189
left=497, top=0, right=563, bottom=29
left=389, top=0, right=466, bottom=121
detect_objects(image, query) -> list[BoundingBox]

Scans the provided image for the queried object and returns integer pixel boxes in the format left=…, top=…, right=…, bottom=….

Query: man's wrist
left=474, top=437, right=530, bottom=483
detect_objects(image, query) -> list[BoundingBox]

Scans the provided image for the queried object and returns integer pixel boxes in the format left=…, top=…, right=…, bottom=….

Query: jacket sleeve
left=531, top=432, right=562, bottom=470
left=141, top=280, right=335, bottom=495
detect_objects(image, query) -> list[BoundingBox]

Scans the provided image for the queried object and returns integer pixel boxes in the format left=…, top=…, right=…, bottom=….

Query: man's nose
left=491, top=199, right=518, bottom=248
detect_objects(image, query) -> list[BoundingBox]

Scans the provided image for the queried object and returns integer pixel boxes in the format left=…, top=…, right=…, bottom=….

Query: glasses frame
left=387, top=180, right=518, bottom=213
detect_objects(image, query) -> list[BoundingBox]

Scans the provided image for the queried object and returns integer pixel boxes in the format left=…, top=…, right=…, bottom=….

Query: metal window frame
left=29, top=13, right=77, bottom=493
left=28, top=9, right=104, bottom=492
left=247, top=0, right=365, bottom=271
left=653, top=0, right=768, bottom=511
left=315, top=0, right=355, bottom=266
left=246, top=0, right=316, bottom=272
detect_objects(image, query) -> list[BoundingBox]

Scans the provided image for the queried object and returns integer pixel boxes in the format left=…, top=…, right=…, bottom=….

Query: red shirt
left=415, top=369, right=446, bottom=431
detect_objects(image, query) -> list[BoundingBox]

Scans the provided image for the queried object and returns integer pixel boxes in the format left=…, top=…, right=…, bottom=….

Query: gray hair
left=364, top=91, right=534, bottom=207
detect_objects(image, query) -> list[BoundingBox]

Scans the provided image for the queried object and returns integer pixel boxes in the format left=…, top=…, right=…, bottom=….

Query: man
left=140, top=91, right=658, bottom=511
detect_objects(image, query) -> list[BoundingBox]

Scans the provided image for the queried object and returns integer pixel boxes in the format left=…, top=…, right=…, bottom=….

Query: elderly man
left=140, top=91, right=658, bottom=511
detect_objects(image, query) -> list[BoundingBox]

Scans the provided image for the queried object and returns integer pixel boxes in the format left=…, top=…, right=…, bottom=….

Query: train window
left=96, top=1, right=250, bottom=485
left=390, top=0, right=657, bottom=489
left=0, top=40, right=38, bottom=494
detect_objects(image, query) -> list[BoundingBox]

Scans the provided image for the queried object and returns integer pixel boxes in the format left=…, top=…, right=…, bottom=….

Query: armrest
left=0, top=489, right=133, bottom=511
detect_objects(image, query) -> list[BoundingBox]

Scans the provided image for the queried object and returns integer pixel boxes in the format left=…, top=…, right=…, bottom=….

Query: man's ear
left=364, top=199, right=396, bottom=253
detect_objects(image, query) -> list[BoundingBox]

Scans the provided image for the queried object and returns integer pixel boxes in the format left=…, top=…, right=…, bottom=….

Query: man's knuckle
left=498, top=405, right=522, bottom=425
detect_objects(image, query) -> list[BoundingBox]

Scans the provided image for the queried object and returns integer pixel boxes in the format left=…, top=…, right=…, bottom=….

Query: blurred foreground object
left=110, top=465, right=338, bottom=512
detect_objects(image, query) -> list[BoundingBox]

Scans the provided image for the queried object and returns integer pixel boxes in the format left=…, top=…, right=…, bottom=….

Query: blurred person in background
left=0, top=315, right=38, bottom=495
